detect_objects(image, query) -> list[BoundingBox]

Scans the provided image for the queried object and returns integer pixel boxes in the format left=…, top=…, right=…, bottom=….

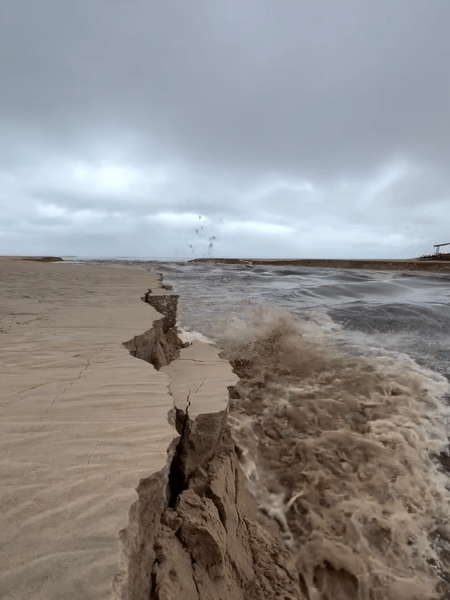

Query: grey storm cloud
left=1, top=0, right=450, bottom=258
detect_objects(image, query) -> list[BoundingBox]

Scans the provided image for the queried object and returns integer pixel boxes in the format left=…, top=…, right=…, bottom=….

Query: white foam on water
left=178, top=328, right=216, bottom=345
left=220, top=305, right=450, bottom=600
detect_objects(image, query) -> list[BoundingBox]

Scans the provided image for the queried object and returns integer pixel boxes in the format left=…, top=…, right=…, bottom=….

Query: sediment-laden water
left=70, top=259, right=450, bottom=599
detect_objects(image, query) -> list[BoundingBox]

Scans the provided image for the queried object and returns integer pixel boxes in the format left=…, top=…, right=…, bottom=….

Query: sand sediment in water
left=217, top=309, right=450, bottom=599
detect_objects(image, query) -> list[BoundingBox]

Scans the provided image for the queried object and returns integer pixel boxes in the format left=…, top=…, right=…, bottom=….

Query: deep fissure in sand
left=123, top=287, right=191, bottom=509
left=167, top=405, right=190, bottom=508
left=115, top=281, right=306, bottom=600
left=115, top=280, right=450, bottom=600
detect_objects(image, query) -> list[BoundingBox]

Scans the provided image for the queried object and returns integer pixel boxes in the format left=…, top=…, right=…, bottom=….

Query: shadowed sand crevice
left=115, top=414, right=304, bottom=600
left=122, top=291, right=186, bottom=370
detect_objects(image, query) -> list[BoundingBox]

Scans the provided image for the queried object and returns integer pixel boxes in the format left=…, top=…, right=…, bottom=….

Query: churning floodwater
left=71, top=259, right=450, bottom=599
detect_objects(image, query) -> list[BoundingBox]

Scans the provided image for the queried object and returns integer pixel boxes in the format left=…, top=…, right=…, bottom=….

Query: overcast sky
left=1, top=0, right=450, bottom=259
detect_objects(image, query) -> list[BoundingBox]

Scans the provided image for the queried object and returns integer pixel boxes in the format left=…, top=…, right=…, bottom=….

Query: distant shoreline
left=190, top=257, right=450, bottom=272
left=3, top=255, right=450, bottom=272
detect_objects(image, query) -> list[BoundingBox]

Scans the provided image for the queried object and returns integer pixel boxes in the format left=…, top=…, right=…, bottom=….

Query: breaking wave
left=217, top=307, right=450, bottom=600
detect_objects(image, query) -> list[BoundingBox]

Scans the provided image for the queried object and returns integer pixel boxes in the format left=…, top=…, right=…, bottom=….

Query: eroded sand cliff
left=115, top=282, right=306, bottom=600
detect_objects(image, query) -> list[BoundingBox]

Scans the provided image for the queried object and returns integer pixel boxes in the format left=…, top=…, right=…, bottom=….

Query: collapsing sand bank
left=1, top=258, right=449, bottom=599
left=117, top=276, right=450, bottom=600
left=0, top=259, right=181, bottom=599
left=0, top=258, right=305, bottom=600
left=115, top=280, right=305, bottom=600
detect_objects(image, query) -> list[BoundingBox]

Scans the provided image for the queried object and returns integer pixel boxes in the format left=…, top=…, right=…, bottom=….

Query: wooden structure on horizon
left=433, top=242, right=450, bottom=254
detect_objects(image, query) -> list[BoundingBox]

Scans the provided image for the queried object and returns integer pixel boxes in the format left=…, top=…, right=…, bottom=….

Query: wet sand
left=0, top=257, right=239, bottom=599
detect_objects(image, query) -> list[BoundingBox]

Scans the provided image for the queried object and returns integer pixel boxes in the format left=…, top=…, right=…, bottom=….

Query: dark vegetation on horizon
left=21, top=256, right=64, bottom=262
left=418, top=253, right=450, bottom=261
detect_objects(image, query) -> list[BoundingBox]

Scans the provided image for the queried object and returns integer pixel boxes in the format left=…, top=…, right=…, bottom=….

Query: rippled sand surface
left=30, top=257, right=450, bottom=599
left=0, top=258, right=177, bottom=599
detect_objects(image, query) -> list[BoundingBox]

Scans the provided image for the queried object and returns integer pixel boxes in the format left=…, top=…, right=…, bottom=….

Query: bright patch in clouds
left=36, top=202, right=67, bottom=217
left=224, top=220, right=295, bottom=234
left=148, top=212, right=204, bottom=224
left=20, top=156, right=169, bottom=198
left=362, top=160, right=410, bottom=206
left=246, top=178, right=316, bottom=200
left=71, top=162, right=140, bottom=191
left=70, top=160, right=159, bottom=195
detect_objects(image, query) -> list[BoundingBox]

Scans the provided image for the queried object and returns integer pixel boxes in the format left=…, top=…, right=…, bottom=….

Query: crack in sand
left=37, top=343, right=112, bottom=420
left=83, top=426, right=123, bottom=470
left=194, top=377, right=207, bottom=394
left=186, top=377, right=207, bottom=411
left=38, top=356, right=92, bottom=420
left=115, top=276, right=309, bottom=599
left=25, top=379, right=70, bottom=393
left=176, top=358, right=209, bottom=362
left=6, top=344, right=114, bottom=410
left=84, top=431, right=109, bottom=467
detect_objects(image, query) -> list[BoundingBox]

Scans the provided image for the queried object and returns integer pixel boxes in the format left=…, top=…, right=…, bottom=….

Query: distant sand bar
left=191, top=257, right=450, bottom=272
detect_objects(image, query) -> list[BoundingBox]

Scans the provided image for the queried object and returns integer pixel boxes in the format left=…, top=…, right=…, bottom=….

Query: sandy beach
left=0, top=257, right=239, bottom=599
left=2, top=257, right=449, bottom=600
